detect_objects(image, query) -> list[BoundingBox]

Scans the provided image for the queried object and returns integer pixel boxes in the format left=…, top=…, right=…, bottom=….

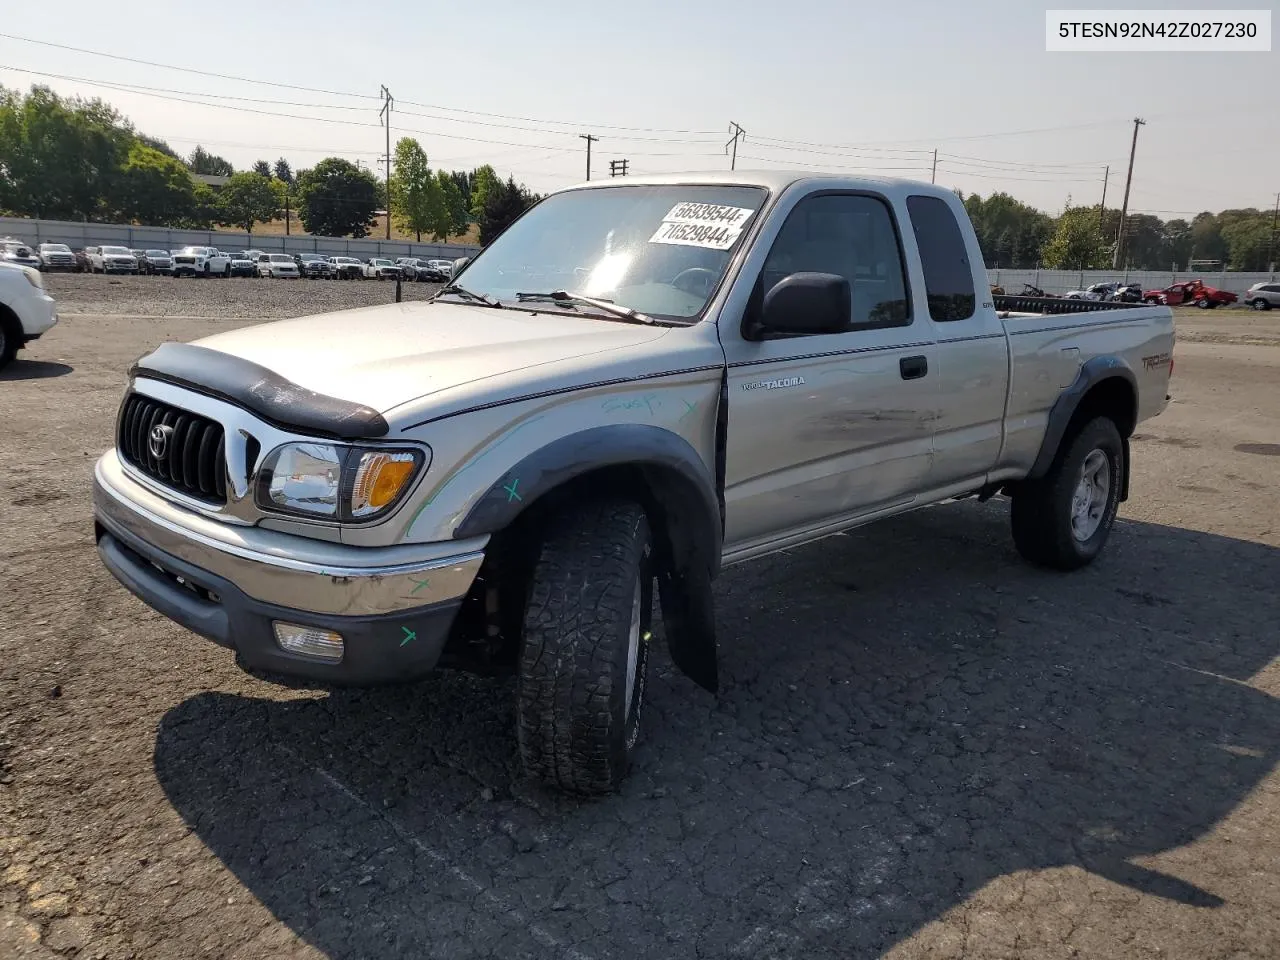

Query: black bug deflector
left=130, top=342, right=389, bottom=440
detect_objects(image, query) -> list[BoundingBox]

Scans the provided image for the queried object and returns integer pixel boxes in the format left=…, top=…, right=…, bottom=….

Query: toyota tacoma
left=93, top=172, right=1175, bottom=794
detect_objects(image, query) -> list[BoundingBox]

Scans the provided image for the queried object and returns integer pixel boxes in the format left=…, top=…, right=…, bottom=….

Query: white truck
left=93, top=172, right=1174, bottom=794
left=0, top=261, right=59, bottom=369
left=171, top=246, right=231, bottom=278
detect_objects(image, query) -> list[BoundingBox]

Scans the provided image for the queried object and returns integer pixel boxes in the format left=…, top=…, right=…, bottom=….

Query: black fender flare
left=1029, top=355, right=1137, bottom=481
left=453, top=424, right=723, bottom=692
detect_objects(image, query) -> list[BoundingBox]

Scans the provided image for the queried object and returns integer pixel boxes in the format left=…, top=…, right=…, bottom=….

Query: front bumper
left=93, top=452, right=486, bottom=684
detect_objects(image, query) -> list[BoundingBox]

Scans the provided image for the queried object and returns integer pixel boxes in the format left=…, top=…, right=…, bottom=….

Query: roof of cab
left=557, top=169, right=944, bottom=194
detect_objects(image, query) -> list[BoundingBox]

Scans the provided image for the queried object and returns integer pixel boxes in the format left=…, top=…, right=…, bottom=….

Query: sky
left=0, top=0, right=1274, bottom=218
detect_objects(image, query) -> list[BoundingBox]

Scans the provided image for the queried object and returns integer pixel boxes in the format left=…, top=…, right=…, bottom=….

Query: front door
left=719, top=190, right=937, bottom=554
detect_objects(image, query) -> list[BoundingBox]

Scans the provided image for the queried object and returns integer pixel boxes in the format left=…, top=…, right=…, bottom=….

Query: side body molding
left=1029, top=354, right=1137, bottom=481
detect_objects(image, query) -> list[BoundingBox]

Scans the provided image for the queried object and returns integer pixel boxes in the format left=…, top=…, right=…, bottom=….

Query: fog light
left=272, top=622, right=344, bottom=662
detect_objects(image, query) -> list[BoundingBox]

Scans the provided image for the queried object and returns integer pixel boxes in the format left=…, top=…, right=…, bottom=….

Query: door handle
left=900, top=355, right=928, bottom=380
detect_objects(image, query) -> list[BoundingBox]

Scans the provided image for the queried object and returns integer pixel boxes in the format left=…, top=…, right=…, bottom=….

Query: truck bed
left=993, top=294, right=1151, bottom=316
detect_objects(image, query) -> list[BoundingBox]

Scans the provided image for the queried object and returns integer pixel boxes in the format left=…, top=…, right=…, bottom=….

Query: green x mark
left=503, top=478, right=522, bottom=502
left=409, top=576, right=431, bottom=595
left=679, top=399, right=698, bottom=422
left=400, top=627, right=417, bottom=647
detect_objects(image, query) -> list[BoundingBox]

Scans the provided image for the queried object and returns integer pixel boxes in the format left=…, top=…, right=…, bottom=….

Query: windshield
left=102, top=246, right=132, bottom=256
left=42, top=244, right=71, bottom=252
left=269, top=255, right=293, bottom=263
left=453, top=184, right=767, bottom=320
left=146, top=249, right=167, bottom=256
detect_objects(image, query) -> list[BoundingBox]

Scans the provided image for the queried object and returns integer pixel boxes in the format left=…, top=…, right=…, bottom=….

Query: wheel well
left=442, top=463, right=719, bottom=675
left=1071, top=376, right=1137, bottom=439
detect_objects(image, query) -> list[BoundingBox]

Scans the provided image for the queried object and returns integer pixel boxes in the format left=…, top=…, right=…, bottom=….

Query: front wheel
left=1252, top=298, right=1272, bottom=311
left=1010, top=417, right=1123, bottom=571
left=517, top=500, right=654, bottom=795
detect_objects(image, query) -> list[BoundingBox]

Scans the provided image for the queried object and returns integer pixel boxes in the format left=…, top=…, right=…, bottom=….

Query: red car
left=1142, top=279, right=1238, bottom=309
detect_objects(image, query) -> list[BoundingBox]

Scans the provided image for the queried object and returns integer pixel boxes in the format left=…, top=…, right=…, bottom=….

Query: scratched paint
left=601, top=395, right=660, bottom=415
left=408, top=414, right=548, bottom=526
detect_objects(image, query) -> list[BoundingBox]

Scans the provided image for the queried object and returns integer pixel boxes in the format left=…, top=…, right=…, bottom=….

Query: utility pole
left=380, top=85, right=394, bottom=240
left=284, top=193, right=290, bottom=236
left=1097, top=165, right=1109, bottom=233
left=579, top=134, right=598, bottom=181
left=609, top=159, right=629, bottom=178
left=726, top=121, right=746, bottom=170
left=1112, top=117, right=1145, bottom=268
left=1270, top=191, right=1279, bottom=273
left=931, top=149, right=938, bottom=184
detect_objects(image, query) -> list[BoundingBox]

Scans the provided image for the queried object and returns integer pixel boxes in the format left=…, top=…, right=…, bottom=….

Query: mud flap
left=658, top=565, right=718, bottom=693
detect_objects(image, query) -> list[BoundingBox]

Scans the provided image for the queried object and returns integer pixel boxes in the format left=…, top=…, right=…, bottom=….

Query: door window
left=760, top=194, right=911, bottom=330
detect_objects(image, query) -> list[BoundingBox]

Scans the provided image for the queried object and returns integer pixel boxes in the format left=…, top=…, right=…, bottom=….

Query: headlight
left=21, top=267, right=44, bottom=290
left=255, top=442, right=428, bottom=522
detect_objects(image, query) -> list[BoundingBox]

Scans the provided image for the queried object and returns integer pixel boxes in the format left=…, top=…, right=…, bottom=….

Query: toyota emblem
left=148, top=424, right=174, bottom=459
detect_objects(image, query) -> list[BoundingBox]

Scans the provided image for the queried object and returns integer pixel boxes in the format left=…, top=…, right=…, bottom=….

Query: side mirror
left=749, top=272, right=851, bottom=340
left=452, top=257, right=468, bottom=276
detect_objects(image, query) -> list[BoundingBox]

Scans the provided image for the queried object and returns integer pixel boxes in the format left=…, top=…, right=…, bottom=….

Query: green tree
left=437, top=170, right=468, bottom=237
left=1188, top=212, right=1228, bottom=266
left=218, top=171, right=282, bottom=237
left=1041, top=205, right=1109, bottom=270
left=389, top=137, right=441, bottom=242
left=1164, top=219, right=1193, bottom=270
left=117, top=141, right=197, bottom=225
left=252, top=159, right=272, bottom=177
left=274, top=158, right=293, bottom=185
left=188, top=144, right=234, bottom=176
left=963, top=192, right=1053, bottom=268
left=180, top=183, right=220, bottom=229
left=1121, top=214, right=1170, bottom=270
left=295, top=158, right=380, bottom=238
left=1220, top=212, right=1273, bottom=270
left=479, top=175, right=539, bottom=246
left=469, top=165, right=497, bottom=222
left=137, top=134, right=180, bottom=159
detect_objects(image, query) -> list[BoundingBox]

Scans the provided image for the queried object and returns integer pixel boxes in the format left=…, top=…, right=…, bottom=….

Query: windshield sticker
left=649, top=202, right=756, bottom=251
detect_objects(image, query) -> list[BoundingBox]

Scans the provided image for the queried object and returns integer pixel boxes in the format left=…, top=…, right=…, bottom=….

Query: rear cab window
left=905, top=195, right=977, bottom=322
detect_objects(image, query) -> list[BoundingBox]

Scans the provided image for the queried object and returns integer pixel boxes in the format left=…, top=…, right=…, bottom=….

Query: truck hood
left=192, top=300, right=672, bottom=413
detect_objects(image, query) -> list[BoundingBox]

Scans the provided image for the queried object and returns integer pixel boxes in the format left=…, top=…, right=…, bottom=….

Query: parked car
left=425, top=259, right=455, bottom=281
left=73, top=249, right=92, bottom=273
left=1243, top=282, right=1280, bottom=311
left=329, top=256, right=364, bottom=280
left=89, top=245, right=139, bottom=274
left=139, top=250, right=174, bottom=275
left=1065, top=281, right=1120, bottom=301
left=1142, top=279, right=1236, bottom=309
left=394, top=257, right=419, bottom=280
left=1, top=239, right=43, bottom=270
left=227, top=252, right=257, bottom=278
left=362, top=258, right=401, bottom=280
left=36, top=243, right=77, bottom=272
left=130, top=249, right=147, bottom=262
left=91, top=171, right=1175, bottom=794
left=172, top=246, right=231, bottom=278
left=297, top=254, right=335, bottom=279
left=257, top=253, right=300, bottom=279
left=0, top=261, right=58, bottom=370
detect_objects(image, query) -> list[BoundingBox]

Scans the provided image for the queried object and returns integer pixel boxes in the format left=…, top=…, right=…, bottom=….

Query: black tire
left=517, top=499, right=654, bottom=795
left=1011, top=417, right=1123, bottom=571
left=0, top=313, right=19, bottom=371
left=1251, top=298, right=1271, bottom=311
left=1195, top=297, right=1210, bottom=309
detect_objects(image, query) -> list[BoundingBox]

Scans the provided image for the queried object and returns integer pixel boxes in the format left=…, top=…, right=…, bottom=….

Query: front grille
left=118, top=394, right=227, bottom=503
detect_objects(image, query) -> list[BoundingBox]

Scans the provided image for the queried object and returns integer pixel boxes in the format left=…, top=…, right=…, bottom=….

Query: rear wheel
left=1252, top=298, right=1272, bottom=311
left=1010, top=417, right=1123, bottom=571
left=517, top=499, right=654, bottom=795
left=1195, top=297, right=1211, bottom=309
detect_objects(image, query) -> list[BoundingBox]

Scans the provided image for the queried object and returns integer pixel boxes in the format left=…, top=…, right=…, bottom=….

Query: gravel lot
left=2, top=276, right=1279, bottom=959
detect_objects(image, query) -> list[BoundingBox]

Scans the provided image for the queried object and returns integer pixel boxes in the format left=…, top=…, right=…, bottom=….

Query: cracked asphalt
left=2, top=275, right=1279, bottom=959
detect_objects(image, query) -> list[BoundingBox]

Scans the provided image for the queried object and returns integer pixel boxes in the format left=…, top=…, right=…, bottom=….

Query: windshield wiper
left=436, top=284, right=502, bottom=307
left=514, top=290, right=658, bottom=325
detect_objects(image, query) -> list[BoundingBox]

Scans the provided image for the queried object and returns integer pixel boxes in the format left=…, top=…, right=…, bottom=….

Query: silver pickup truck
left=93, top=172, right=1174, bottom=793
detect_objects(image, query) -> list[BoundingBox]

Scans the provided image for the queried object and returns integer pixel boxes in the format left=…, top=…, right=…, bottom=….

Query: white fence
left=0, top=216, right=481, bottom=260
left=986, top=268, right=1276, bottom=298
